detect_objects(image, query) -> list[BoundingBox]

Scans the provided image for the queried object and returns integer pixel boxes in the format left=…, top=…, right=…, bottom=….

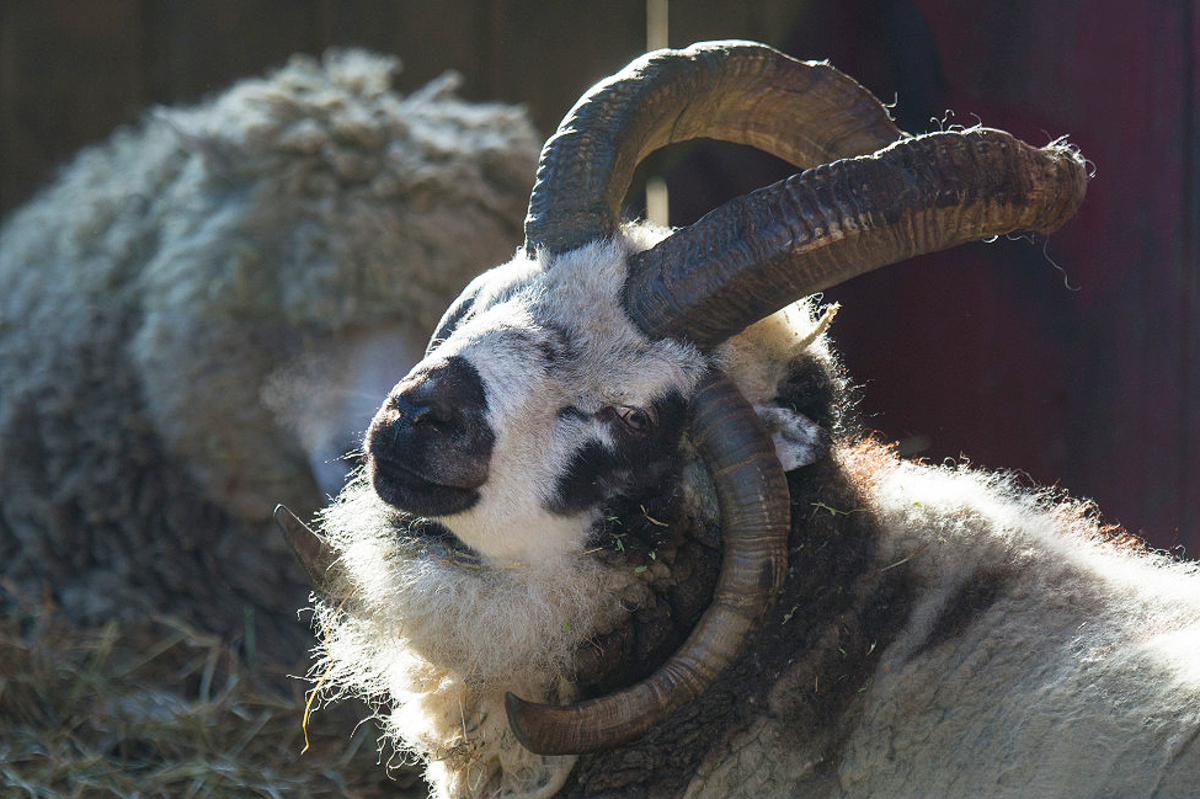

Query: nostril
left=396, top=393, right=456, bottom=429
left=411, top=404, right=445, bottom=428
left=394, top=356, right=484, bottom=427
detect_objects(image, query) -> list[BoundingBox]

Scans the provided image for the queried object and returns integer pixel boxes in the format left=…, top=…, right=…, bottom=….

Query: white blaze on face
left=431, top=322, right=594, bottom=565
left=419, top=237, right=707, bottom=567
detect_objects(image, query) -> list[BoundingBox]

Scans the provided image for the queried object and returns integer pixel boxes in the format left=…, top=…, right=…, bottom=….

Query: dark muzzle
left=365, top=355, right=494, bottom=517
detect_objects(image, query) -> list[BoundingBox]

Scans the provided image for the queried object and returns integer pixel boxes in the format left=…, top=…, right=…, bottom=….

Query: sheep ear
left=273, top=504, right=336, bottom=589
left=755, top=405, right=830, bottom=471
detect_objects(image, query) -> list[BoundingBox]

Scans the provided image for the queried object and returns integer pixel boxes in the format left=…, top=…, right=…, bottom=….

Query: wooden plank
left=1184, top=0, right=1199, bottom=551
left=139, top=0, right=322, bottom=104
left=0, top=0, right=145, bottom=214
left=669, top=0, right=804, bottom=49
left=0, top=4, right=19, bottom=213
left=308, top=0, right=493, bottom=98
left=486, top=0, right=646, bottom=135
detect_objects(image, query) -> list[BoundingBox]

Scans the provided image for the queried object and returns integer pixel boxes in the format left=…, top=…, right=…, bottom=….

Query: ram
left=289, top=41, right=1200, bottom=798
left=0, top=49, right=539, bottom=656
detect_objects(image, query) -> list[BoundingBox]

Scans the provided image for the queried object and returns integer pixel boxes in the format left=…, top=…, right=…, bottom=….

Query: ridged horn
left=506, top=41, right=1087, bottom=757
left=623, top=127, right=1088, bottom=348
left=523, top=40, right=903, bottom=257
left=274, top=504, right=337, bottom=589
left=506, top=371, right=789, bottom=754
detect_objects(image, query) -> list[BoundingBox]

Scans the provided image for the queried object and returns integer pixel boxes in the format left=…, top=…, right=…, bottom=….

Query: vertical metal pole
left=645, top=0, right=670, bottom=227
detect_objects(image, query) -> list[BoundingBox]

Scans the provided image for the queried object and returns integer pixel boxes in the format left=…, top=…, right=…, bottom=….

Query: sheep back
left=0, top=49, right=539, bottom=656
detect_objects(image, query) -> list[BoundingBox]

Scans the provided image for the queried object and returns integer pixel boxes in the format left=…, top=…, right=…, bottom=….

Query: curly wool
left=0, top=49, right=539, bottom=651
left=552, top=440, right=1200, bottom=799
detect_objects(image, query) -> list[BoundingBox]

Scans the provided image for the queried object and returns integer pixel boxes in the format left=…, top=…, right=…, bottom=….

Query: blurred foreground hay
left=0, top=586, right=421, bottom=798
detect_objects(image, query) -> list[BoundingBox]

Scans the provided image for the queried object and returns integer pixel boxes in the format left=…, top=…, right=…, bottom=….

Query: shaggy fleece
left=0, top=49, right=539, bottom=654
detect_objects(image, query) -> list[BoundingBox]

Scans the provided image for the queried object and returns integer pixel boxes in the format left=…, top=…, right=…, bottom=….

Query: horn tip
left=274, top=503, right=335, bottom=588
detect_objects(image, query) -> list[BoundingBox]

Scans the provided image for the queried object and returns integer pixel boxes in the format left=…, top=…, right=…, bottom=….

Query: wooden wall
left=1, top=0, right=1195, bottom=554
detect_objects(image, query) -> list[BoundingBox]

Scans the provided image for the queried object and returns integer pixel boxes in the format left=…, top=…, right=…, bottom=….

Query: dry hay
left=0, top=586, right=423, bottom=798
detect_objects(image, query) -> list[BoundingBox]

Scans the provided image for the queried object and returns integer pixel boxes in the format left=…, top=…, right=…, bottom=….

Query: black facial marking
left=911, top=564, right=1011, bottom=659
left=611, top=405, right=656, bottom=437
left=778, top=352, right=850, bottom=438
left=557, top=405, right=590, bottom=422
left=396, top=517, right=481, bottom=561
left=552, top=440, right=622, bottom=513
left=536, top=321, right=576, bottom=366
left=537, top=341, right=561, bottom=365
left=366, top=355, right=494, bottom=517
left=427, top=284, right=480, bottom=355
left=548, top=391, right=688, bottom=515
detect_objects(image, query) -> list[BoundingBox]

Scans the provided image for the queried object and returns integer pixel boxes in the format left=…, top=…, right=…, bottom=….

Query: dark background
left=2, top=0, right=1195, bottom=554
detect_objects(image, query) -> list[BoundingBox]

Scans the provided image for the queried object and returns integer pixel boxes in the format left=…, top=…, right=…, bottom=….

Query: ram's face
left=300, top=41, right=1088, bottom=762
left=363, top=239, right=707, bottom=566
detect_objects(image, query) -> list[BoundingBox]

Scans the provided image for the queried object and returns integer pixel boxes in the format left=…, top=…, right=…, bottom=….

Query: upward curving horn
left=511, top=41, right=1087, bottom=756
left=507, top=41, right=902, bottom=756
left=625, top=127, right=1088, bottom=348
left=523, top=40, right=903, bottom=257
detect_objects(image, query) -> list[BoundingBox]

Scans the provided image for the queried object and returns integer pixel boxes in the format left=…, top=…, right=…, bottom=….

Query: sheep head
left=288, top=40, right=1087, bottom=765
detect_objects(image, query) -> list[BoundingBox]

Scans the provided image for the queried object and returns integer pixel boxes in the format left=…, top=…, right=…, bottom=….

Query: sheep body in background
left=300, top=42, right=1200, bottom=798
left=0, top=49, right=539, bottom=655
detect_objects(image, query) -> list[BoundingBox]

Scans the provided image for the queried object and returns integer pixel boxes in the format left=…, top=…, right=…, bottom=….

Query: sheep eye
left=613, top=405, right=656, bottom=435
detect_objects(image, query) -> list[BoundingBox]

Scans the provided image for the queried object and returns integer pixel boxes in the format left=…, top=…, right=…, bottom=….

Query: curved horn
left=523, top=40, right=903, bottom=257
left=274, top=504, right=337, bottom=588
left=624, top=128, right=1089, bottom=348
left=506, top=42, right=1088, bottom=757
left=506, top=372, right=789, bottom=754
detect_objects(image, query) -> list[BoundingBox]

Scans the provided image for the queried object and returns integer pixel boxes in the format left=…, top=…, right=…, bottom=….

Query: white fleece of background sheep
left=143, top=51, right=537, bottom=520
left=0, top=48, right=538, bottom=523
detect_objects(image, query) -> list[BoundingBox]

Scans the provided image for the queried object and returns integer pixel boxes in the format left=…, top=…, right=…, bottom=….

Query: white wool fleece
left=845, top=456, right=1200, bottom=796
left=684, top=446, right=1200, bottom=799
left=312, top=475, right=652, bottom=798
left=0, top=48, right=540, bottom=524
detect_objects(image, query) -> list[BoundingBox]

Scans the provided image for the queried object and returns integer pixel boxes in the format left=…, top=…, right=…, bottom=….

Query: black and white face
left=364, top=237, right=708, bottom=566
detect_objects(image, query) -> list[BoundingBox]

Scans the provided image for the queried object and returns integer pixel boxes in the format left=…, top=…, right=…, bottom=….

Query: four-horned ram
left=280, top=41, right=1200, bottom=798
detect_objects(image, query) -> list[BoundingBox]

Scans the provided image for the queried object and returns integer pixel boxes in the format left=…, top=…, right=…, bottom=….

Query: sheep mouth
left=369, top=455, right=481, bottom=517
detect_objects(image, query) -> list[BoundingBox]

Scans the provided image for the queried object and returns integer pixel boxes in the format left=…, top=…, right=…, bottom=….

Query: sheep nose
left=390, top=355, right=486, bottom=431
left=394, top=382, right=458, bottom=429
left=365, top=356, right=494, bottom=514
